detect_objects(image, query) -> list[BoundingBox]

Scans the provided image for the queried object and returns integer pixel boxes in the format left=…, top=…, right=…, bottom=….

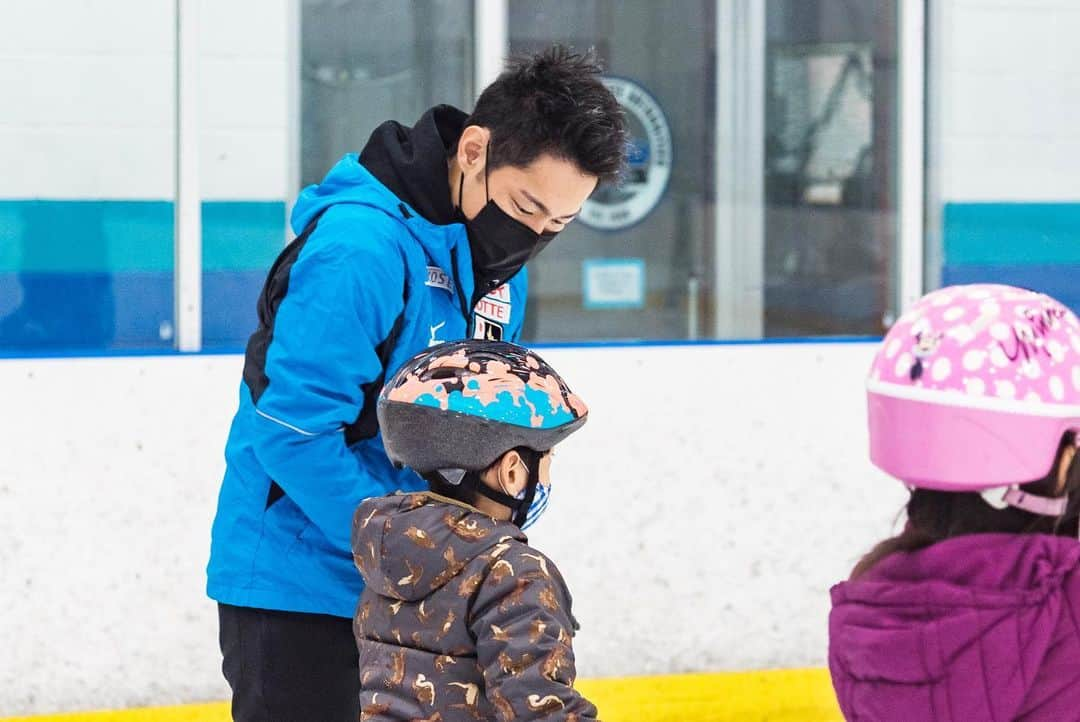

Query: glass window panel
left=764, top=0, right=900, bottom=336
left=509, top=0, right=900, bottom=342
left=0, top=1, right=175, bottom=351
left=301, top=0, right=474, bottom=188
left=509, top=0, right=715, bottom=342
left=924, top=2, right=1080, bottom=316
left=198, top=0, right=291, bottom=349
left=199, top=0, right=290, bottom=350
left=199, top=0, right=474, bottom=349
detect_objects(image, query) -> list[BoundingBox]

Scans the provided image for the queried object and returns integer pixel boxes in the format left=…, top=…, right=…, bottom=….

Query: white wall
left=0, top=343, right=905, bottom=715
left=932, top=0, right=1080, bottom=201
left=28, top=0, right=1080, bottom=205
left=198, top=0, right=290, bottom=201
left=0, top=0, right=175, bottom=199
left=922, top=0, right=1080, bottom=288
left=0, top=0, right=289, bottom=201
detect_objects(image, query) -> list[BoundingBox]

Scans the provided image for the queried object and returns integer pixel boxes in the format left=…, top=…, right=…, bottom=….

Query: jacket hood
left=830, top=533, right=1080, bottom=719
left=358, top=104, right=467, bottom=226
left=290, top=107, right=473, bottom=291
left=293, top=105, right=466, bottom=233
left=352, top=492, right=526, bottom=603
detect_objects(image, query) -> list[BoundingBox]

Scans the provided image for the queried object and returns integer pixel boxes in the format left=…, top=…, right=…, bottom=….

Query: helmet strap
left=429, top=449, right=543, bottom=527
left=467, top=448, right=542, bottom=527
left=980, top=485, right=1068, bottom=517
left=423, top=469, right=525, bottom=519
left=512, top=463, right=541, bottom=528
left=1003, top=487, right=1068, bottom=517
left=468, top=474, right=525, bottom=511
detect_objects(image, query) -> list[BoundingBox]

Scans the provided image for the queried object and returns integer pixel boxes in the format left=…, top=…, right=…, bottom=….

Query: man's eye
left=513, top=200, right=534, bottom=216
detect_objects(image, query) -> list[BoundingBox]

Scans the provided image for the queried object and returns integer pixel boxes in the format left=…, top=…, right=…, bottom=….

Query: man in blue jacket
left=207, top=47, right=626, bottom=720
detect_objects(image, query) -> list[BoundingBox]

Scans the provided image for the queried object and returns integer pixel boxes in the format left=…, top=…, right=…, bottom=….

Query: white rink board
left=0, top=343, right=904, bottom=715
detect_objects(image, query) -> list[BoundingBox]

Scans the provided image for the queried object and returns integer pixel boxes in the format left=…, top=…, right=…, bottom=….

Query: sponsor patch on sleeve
left=425, top=266, right=452, bottom=292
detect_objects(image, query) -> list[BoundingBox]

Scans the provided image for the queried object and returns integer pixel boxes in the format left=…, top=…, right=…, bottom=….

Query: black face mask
left=456, top=148, right=559, bottom=295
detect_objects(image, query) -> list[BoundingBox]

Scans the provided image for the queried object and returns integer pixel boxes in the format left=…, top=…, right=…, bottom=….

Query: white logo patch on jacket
left=473, top=284, right=511, bottom=341
left=425, top=266, right=452, bottom=292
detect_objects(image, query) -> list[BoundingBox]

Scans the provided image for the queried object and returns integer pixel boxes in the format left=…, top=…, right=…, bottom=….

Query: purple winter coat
left=829, top=533, right=1080, bottom=721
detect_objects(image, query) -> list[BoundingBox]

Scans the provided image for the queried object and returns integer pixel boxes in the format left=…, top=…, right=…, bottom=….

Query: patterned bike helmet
left=868, top=284, right=1080, bottom=494
left=377, top=340, right=589, bottom=476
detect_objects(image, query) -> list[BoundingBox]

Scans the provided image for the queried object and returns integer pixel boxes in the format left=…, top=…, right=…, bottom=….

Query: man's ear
left=456, top=125, right=490, bottom=172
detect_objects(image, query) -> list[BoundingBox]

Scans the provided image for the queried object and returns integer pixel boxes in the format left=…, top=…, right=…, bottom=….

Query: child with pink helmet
left=829, top=283, right=1080, bottom=721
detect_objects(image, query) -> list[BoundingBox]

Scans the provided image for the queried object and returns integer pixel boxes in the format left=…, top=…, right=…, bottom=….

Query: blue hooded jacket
left=207, top=112, right=528, bottom=618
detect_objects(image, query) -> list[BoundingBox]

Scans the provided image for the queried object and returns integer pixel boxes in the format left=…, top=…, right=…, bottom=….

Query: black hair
left=466, top=45, right=627, bottom=184
left=853, top=431, right=1080, bottom=579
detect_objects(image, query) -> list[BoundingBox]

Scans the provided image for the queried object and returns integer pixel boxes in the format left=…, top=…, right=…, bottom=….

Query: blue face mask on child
left=500, top=455, right=550, bottom=531
left=520, top=481, right=550, bottom=531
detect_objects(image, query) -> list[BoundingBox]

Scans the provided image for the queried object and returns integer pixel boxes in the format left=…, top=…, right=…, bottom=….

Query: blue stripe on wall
left=202, top=269, right=264, bottom=349
left=941, top=263, right=1080, bottom=315
left=0, top=269, right=266, bottom=351
left=202, top=202, right=287, bottom=271
left=0, top=200, right=175, bottom=273
left=943, top=202, right=1080, bottom=265
left=0, top=271, right=174, bottom=350
left=0, top=200, right=285, bottom=273
left=4, top=201, right=1076, bottom=352
left=0, top=200, right=284, bottom=350
left=942, top=201, right=1080, bottom=316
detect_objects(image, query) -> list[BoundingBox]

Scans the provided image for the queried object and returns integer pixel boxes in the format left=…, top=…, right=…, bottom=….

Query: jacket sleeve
left=249, top=209, right=407, bottom=553
left=469, top=547, right=598, bottom=721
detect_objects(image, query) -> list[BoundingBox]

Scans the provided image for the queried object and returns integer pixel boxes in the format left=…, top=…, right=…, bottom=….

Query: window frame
left=7, top=0, right=926, bottom=357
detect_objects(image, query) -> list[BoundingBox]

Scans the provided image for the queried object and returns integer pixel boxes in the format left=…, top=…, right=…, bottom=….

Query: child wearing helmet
left=351, top=340, right=598, bottom=721
left=829, top=284, right=1080, bottom=721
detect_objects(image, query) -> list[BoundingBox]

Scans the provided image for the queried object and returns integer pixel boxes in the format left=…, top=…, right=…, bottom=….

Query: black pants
left=218, top=603, right=359, bottom=722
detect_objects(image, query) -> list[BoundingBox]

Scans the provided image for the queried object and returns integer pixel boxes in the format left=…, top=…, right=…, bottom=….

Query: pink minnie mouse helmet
left=868, top=284, right=1080, bottom=490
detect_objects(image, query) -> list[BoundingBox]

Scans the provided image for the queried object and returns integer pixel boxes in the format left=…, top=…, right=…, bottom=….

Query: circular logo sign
left=579, top=77, right=673, bottom=232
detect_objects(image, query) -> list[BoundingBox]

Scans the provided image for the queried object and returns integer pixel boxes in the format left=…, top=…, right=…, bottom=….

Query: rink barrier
left=0, top=668, right=843, bottom=721
left=0, top=335, right=884, bottom=360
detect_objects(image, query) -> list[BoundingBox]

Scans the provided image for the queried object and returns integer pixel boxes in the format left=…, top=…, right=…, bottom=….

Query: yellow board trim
left=1, top=668, right=842, bottom=722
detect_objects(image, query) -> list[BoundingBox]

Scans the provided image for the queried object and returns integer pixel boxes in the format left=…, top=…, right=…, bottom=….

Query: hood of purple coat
left=829, top=533, right=1080, bottom=720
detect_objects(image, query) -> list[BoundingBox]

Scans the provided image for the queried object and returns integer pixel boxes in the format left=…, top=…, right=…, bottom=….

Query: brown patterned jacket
left=352, top=491, right=599, bottom=721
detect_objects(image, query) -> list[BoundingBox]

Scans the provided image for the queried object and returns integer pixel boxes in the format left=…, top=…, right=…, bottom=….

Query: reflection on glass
left=512, top=0, right=899, bottom=342
left=764, top=0, right=899, bottom=336
left=509, top=0, right=714, bottom=342
left=301, top=0, right=473, bottom=187
left=193, top=1, right=475, bottom=351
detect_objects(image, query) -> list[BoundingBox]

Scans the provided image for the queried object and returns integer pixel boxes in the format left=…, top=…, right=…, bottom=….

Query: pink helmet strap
left=1003, top=487, right=1068, bottom=517
left=980, top=485, right=1067, bottom=517
left=980, top=483, right=1076, bottom=538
